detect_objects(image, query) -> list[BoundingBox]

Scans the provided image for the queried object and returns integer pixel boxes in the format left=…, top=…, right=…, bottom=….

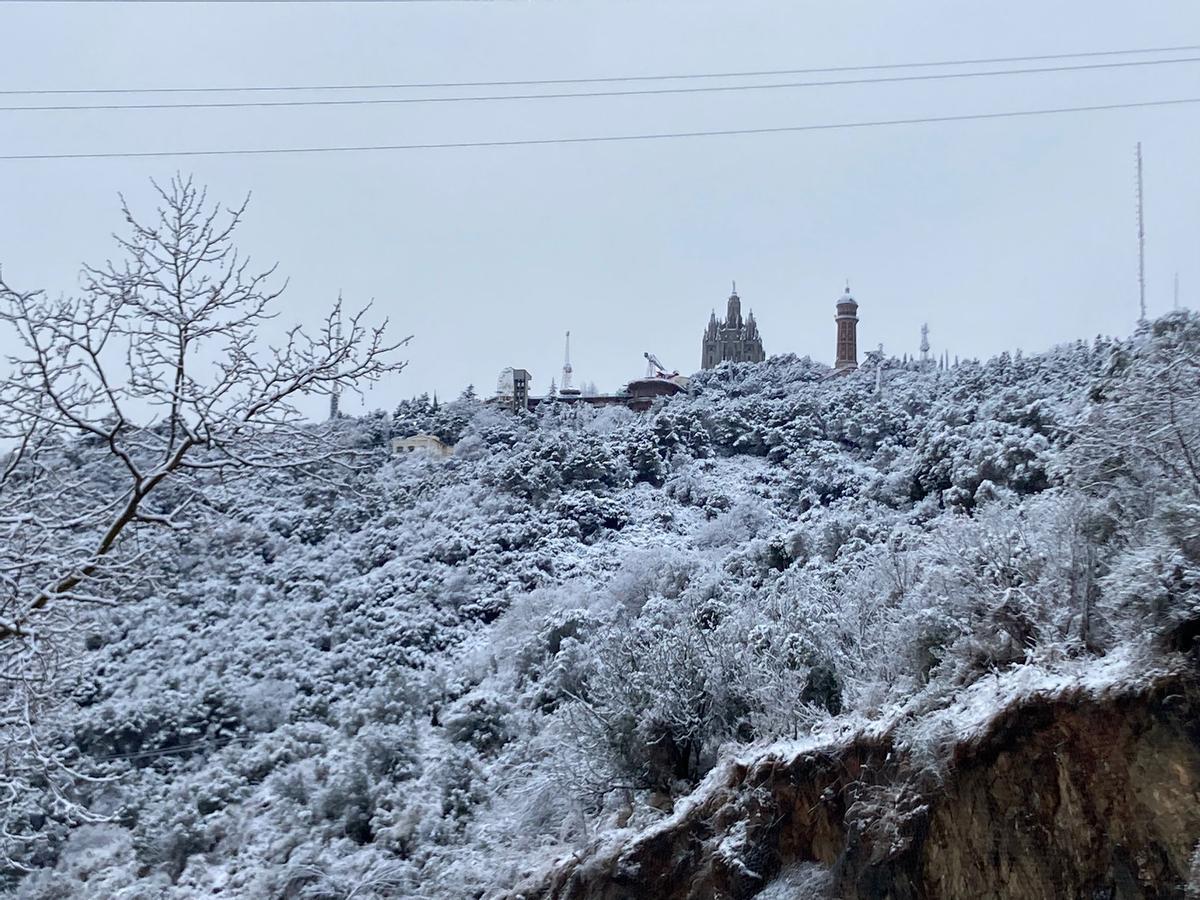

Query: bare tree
left=0, top=176, right=407, bottom=855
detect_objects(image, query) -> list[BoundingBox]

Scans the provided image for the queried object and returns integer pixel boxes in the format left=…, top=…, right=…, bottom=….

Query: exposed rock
left=514, top=656, right=1200, bottom=900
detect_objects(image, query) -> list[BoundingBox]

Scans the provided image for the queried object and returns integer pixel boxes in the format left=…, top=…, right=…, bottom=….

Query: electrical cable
left=4, top=96, right=1197, bottom=162
left=3, top=42, right=1197, bottom=96
left=4, top=56, right=1199, bottom=112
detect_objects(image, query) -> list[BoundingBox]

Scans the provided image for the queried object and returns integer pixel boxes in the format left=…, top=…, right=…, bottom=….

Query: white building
left=391, top=434, right=453, bottom=457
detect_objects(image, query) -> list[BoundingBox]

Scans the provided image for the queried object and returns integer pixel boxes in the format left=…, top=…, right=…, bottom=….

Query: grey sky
left=2, top=1, right=1199, bottom=419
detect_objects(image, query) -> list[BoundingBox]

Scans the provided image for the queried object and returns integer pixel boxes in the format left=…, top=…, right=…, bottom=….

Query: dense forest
left=5, top=311, right=1200, bottom=898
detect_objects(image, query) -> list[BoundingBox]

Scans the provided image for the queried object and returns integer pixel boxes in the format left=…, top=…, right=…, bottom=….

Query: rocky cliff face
left=517, top=654, right=1200, bottom=900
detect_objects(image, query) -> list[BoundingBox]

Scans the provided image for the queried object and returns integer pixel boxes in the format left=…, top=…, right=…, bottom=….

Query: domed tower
left=834, top=283, right=859, bottom=371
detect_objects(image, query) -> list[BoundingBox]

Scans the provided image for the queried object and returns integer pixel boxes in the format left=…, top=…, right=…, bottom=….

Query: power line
left=5, top=56, right=1199, bottom=114
left=3, top=43, right=1198, bottom=96
left=4, top=96, right=1197, bottom=162
left=9, top=55, right=1200, bottom=114
left=4, top=0, right=496, bottom=4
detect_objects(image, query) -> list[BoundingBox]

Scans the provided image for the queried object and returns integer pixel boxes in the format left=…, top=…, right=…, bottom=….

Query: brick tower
left=834, top=283, right=859, bottom=371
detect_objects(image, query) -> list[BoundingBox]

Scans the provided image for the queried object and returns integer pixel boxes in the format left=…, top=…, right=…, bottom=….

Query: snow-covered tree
left=0, top=176, right=406, bottom=857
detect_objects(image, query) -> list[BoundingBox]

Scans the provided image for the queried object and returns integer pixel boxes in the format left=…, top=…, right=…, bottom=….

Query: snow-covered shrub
left=604, top=547, right=701, bottom=615
left=553, top=491, right=629, bottom=541
left=694, top=499, right=776, bottom=548
left=442, top=693, right=514, bottom=753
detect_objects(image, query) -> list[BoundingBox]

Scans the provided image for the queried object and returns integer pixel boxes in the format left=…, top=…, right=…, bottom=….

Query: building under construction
left=495, top=338, right=689, bottom=414
left=494, top=281, right=861, bottom=412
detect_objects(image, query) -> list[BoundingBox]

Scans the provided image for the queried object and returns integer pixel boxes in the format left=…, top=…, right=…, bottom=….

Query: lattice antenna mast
left=1137, top=142, right=1147, bottom=322
left=561, top=330, right=574, bottom=392
left=920, top=323, right=930, bottom=364
left=330, top=305, right=343, bottom=420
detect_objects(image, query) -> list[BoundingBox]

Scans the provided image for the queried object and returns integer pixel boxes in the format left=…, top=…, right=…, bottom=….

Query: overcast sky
left=2, top=1, right=1199, bottom=418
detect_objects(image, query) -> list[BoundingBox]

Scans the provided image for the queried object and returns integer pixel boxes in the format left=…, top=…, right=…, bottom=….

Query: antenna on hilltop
left=1136, top=142, right=1147, bottom=323
left=562, top=330, right=573, bottom=393
left=330, top=302, right=343, bottom=420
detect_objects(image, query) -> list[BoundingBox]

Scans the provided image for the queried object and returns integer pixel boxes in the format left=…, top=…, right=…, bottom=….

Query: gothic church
left=701, top=284, right=765, bottom=369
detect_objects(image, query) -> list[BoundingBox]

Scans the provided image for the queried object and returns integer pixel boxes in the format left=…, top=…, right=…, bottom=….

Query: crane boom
left=644, top=351, right=672, bottom=378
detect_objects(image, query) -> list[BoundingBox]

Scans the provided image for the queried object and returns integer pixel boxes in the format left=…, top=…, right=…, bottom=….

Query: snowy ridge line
left=744, top=644, right=1184, bottom=777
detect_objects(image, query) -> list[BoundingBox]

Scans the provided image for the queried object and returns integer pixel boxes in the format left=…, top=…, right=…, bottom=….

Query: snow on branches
left=0, top=177, right=407, bottom=858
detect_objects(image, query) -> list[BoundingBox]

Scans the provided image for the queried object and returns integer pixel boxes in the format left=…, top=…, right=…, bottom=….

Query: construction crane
left=644, top=351, right=677, bottom=379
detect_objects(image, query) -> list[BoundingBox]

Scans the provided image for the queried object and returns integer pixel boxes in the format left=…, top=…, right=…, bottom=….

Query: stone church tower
left=834, top=283, right=859, bottom=371
left=701, top=283, right=766, bottom=369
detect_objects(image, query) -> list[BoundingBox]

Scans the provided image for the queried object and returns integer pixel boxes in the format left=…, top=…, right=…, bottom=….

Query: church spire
left=726, top=281, right=743, bottom=329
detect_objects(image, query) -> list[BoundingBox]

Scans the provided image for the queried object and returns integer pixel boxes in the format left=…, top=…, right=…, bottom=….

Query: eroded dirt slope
left=515, top=654, right=1200, bottom=900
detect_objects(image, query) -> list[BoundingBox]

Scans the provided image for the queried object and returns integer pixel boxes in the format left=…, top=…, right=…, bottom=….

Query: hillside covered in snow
left=8, top=314, right=1200, bottom=898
